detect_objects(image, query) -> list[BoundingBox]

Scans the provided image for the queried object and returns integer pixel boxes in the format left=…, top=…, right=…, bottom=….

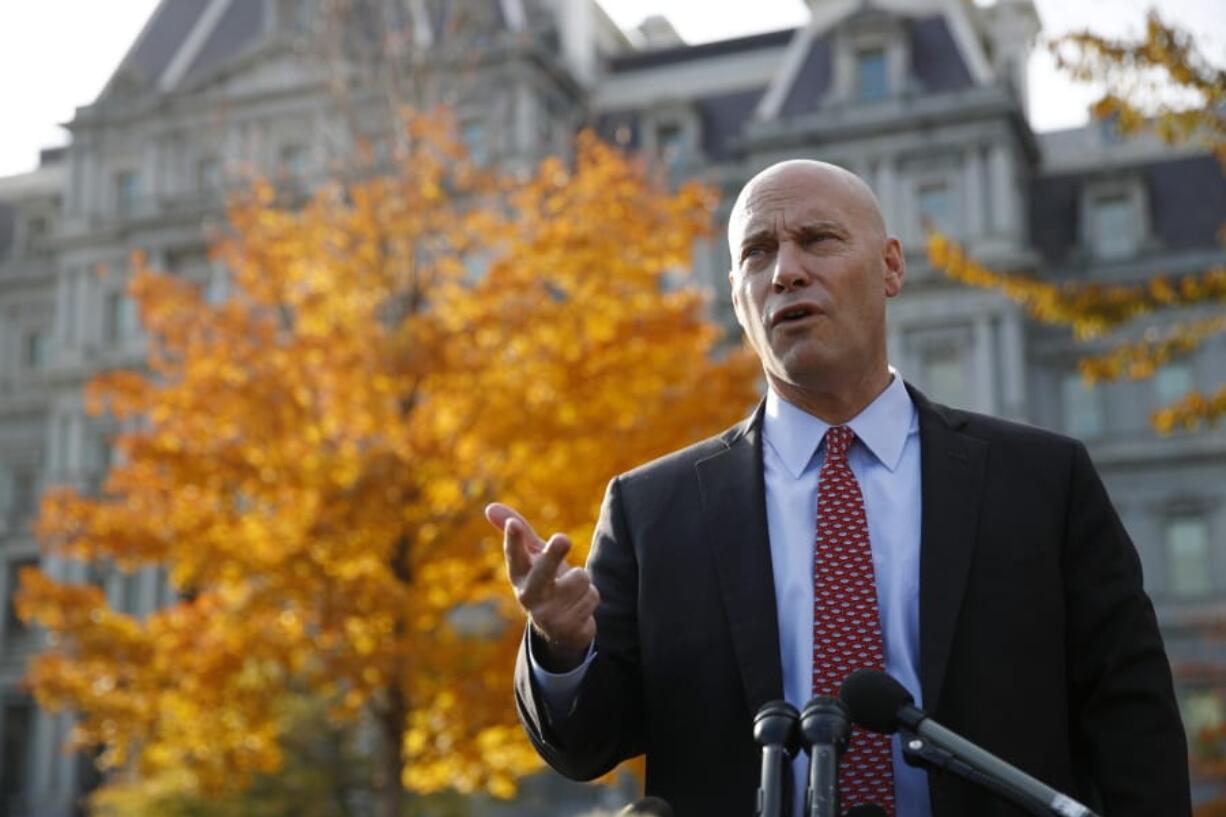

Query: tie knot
left=825, top=425, right=854, bottom=462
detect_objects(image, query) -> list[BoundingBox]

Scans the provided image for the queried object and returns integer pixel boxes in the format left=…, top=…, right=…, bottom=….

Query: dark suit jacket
left=514, top=386, right=1190, bottom=816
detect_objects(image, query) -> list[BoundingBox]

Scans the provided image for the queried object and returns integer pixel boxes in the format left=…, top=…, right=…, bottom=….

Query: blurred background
left=0, top=0, right=1223, bottom=815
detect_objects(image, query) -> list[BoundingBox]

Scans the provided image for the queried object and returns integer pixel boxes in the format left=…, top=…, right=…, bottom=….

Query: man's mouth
left=770, top=303, right=820, bottom=327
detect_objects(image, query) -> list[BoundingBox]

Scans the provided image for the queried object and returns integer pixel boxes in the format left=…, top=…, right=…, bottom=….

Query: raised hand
left=486, top=502, right=598, bottom=669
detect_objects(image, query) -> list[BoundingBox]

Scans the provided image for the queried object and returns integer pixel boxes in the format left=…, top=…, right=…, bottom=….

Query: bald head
left=727, top=160, right=887, bottom=259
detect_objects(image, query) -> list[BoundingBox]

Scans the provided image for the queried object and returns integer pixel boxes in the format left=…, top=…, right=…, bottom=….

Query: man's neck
left=767, top=368, right=894, bottom=425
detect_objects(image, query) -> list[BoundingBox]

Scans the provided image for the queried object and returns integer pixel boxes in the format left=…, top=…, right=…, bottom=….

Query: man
left=487, top=161, right=1190, bottom=816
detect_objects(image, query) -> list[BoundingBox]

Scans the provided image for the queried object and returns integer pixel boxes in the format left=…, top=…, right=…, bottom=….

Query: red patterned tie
left=812, top=425, right=895, bottom=814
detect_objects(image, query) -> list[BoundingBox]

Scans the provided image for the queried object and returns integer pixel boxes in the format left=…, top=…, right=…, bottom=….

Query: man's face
left=727, top=163, right=904, bottom=394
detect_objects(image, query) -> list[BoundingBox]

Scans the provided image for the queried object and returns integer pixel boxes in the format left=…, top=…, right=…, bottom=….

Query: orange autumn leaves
left=17, top=116, right=759, bottom=800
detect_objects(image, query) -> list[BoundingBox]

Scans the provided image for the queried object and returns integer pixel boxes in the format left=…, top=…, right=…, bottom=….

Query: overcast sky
left=0, top=0, right=1222, bottom=177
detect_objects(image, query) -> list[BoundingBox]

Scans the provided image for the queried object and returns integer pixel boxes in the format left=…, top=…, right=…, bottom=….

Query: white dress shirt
left=531, top=372, right=931, bottom=817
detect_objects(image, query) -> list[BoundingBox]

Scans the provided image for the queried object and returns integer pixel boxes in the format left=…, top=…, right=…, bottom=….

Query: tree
left=927, top=11, right=1226, bottom=432
left=16, top=113, right=760, bottom=816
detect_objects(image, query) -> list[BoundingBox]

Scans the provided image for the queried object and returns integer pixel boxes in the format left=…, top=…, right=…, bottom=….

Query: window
left=461, top=120, right=487, bottom=165
left=1165, top=515, right=1211, bottom=598
left=8, top=470, right=36, bottom=527
left=115, top=171, right=139, bottom=217
left=22, top=330, right=47, bottom=370
left=1061, top=373, right=1103, bottom=438
left=855, top=47, right=889, bottom=102
left=0, top=700, right=33, bottom=802
left=197, top=157, right=220, bottom=193
left=1089, top=193, right=1137, bottom=260
left=25, top=216, right=48, bottom=253
left=916, top=181, right=953, bottom=235
left=1154, top=363, right=1193, bottom=407
left=655, top=121, right=685, bottom=168
left=279, top=145, right=307, bottom=178
left=105, top=291, right=138, bottom=344
left=4, top=558, right=37, bottom=638
left=920, top=343, right=969, bottom=408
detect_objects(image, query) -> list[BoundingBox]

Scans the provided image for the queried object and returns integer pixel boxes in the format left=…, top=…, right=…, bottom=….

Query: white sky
left=0, top=0, right=1222, bottom=178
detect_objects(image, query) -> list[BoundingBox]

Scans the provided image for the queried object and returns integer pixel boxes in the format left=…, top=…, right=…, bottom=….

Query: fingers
left=489, top=502, right=546, bottom=585
left=485, top=503, right=545, bottom=550
left=487, top=503, right=596, bottom=650
left=531, top=567, right=599, bottom=653
left=520, top=533, right=572, bottom=603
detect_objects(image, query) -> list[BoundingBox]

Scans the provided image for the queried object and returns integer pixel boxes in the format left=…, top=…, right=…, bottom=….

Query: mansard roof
left=1029, top=155, right=1226, bottom=264
left=606, top=28, right=795, bottom=73
left=97, top=0, right=533, bottom=103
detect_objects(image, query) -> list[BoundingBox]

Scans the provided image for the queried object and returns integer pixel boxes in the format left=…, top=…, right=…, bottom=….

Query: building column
left=964, top=145, right=985, bottom=238
left=1000, top=306, right=1026, bottom=420
left=988, top=144, right=1016, bottom=238
left=972, top=316, right=995, bottom=415
left=53, top=270, right=73, bottom=354
left=875, top=158, right=898, bottom=236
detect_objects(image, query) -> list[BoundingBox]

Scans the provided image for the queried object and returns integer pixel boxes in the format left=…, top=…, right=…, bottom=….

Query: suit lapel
left=910, top=385, right=987, bottom=715
left=695, top=404, right=784, bottom=715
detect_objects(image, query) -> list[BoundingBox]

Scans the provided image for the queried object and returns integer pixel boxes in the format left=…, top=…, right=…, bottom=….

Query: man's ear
left=883, top=237, right=906, bottom=298
left=728, top=269, right=746, bottom=325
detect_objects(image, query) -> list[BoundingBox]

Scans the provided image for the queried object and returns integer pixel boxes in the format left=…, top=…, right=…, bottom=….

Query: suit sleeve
left=1061, top=441, right=1191, bottom=814
left=513, top=475, right=647, bottom=780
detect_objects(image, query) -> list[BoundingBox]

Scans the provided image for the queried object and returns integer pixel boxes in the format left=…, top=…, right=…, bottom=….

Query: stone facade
left=0, top=0, right=1223, bottom=813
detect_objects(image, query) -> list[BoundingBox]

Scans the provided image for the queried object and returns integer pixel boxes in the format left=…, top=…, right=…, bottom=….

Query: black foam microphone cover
left=839, top=668, right=912, bottom=734
left=754, top=699, right=802, bottom=756
left=619, top=796, right=674, bottom=816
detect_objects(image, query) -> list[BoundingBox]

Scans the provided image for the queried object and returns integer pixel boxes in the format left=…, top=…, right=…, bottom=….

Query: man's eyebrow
left=739, top=228, right=775, bottom=250
left=789, top=219, right=846, bottom=235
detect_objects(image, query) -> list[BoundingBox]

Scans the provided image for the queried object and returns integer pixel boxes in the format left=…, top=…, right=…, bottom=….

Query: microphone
left=753, top=700, right=800, bottom=817
left=799, top=696, right=851, bottom=817
left=844, top=806, right=888, bottom=817
left=618, top=796, right=674, bottom=816
left=839, top=670, right=1102, bottom=817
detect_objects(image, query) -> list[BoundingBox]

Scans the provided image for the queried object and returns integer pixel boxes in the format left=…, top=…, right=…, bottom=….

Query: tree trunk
left=377, top=686, right=407, bottom=817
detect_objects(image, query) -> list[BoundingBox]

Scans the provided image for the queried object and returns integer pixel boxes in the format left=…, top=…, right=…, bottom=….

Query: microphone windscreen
left=844, top=805, right=889, bottom=817
left=618, top=796, right=674, bottom=816
left=838, top=669, right=912, bottom=734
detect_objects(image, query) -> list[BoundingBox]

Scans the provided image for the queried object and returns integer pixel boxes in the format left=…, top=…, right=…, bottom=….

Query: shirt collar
left=763, top=370, right=916, bottom=479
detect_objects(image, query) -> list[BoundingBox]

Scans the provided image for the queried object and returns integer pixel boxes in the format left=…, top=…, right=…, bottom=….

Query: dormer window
left=855, top=47, right=889, bottom=102
left=655, top=121, right=685, bottom=168
left=1081, top=178, right=1148, bottom=262
left=643, top=106, right=699, bottom=171
left=1089, top=192, right=1136, bottom=260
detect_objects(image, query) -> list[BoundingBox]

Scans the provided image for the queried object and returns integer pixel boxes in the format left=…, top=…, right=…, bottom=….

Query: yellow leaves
left=928, top=233, right=1226, bottom=340
left=1152, top=386, right=1226, bottom=435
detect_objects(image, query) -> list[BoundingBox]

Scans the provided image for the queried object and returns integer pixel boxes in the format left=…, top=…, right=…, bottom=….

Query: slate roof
left=1029, top=155, right=1226, bottom=264
left=780, top=15, right=972, bottom=117
left=115, top=0, right=523, bottom=94
left=606, top=28, right=794, bottom=73
left=780, top=36, right=833, bottom=117
left=698, top=86, right=766, bottom=160
left=182, top=0, right=267, bottom=85
left=124, top=0, right=211, bottom=83
left=909, top=15, right=973, bottom=92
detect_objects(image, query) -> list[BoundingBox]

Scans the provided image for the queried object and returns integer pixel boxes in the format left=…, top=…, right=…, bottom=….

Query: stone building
left=0, top=0, right=1223, bottom=813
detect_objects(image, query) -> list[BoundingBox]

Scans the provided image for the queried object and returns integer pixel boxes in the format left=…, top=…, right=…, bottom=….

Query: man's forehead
left=728, top=160, right=880, bottom=247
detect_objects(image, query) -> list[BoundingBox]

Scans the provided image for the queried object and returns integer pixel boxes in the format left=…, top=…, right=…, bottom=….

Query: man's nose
left=771, top=241, right=812, bottom=292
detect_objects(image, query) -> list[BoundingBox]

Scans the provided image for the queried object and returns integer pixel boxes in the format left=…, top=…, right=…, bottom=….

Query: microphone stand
left=900, top=731, right=1050, bottom=817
